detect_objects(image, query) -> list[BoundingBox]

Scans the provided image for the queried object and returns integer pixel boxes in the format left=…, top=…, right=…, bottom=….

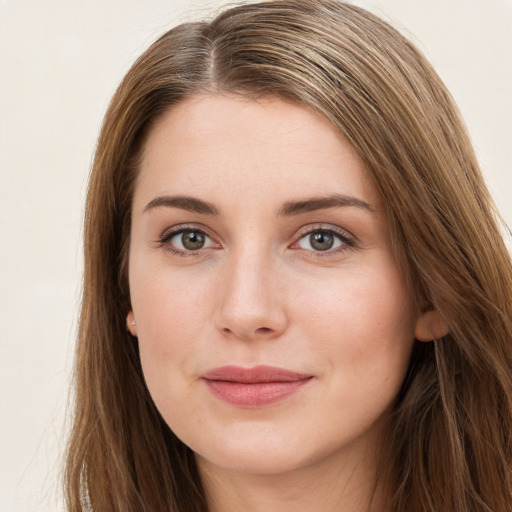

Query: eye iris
left=181, top=230, right=205, bottom=250
left=310, top=230, right=334, bottom=251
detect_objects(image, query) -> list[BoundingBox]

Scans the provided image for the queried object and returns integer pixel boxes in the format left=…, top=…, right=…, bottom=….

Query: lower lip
left=203, top=379, right=311, bottom=407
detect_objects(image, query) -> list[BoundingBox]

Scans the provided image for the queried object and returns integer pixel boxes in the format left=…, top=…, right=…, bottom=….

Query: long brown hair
left=65, top=1, right=512, bottom=510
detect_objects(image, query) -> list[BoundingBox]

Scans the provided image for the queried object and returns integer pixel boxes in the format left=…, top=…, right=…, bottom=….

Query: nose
left=215, top=250, right=288, bottom=341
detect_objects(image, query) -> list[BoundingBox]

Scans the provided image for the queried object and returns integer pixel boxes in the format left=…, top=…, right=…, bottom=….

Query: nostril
left=220, top=325, right=276, bottom=340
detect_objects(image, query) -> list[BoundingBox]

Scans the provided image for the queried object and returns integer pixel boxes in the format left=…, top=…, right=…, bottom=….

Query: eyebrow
left=278, top=194, right=374, bottom=216
left=143, top=193, right=374, bottom=217
left=144, top=195, right=220, bottom=215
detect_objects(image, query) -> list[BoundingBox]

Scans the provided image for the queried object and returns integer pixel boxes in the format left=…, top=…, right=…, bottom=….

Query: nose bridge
left=216, top=242, right=287, bottom=340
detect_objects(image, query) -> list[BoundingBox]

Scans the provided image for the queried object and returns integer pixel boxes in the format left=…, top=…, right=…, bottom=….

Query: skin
left=128, top=94, right=438, bottom=512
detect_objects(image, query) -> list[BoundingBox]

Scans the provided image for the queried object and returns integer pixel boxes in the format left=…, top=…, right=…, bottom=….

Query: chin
left=186, top=426, right=310, bottom=476
left=190, top=427, right=353, bottom=479
left=197, top=447, right=307, bottom=476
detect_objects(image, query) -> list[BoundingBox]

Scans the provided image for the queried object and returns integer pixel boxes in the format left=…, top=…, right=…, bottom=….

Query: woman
left=64, top=1, right=512, bottom=510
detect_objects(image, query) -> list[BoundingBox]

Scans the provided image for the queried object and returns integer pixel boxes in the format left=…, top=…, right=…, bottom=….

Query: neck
left=197, top=446, right=392, bottom=512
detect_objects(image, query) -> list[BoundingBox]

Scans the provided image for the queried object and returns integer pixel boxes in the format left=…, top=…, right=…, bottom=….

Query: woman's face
left=128, top=94, right=422, bottom=477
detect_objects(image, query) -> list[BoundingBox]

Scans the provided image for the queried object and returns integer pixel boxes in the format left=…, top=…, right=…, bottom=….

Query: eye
left=294, top=227, right=353, bottom=254
left=160, top=227, right=218, bottom=255
left=176, top=230, right=208, bottom=250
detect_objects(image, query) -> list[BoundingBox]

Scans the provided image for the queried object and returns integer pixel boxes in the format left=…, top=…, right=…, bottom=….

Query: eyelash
left=292, top=224, right=355, bottom=258
left=158, top=225, right=218, bottom=257
left=157, top=224, right=355, bottom=258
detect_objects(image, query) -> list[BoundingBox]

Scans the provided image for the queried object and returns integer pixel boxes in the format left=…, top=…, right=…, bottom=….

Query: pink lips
left=202, top=365, right=312, bottom=407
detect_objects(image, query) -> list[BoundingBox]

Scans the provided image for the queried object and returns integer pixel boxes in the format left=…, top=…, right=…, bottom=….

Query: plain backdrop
left=1, top=1, right=511, bottom=511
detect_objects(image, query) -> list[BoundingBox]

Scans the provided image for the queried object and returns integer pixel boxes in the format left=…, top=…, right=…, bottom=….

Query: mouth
left=201, top=365, right=313, bottom=407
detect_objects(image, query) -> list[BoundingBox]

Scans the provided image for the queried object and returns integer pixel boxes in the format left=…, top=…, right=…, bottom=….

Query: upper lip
left=202, top=365, right=312, bottom=383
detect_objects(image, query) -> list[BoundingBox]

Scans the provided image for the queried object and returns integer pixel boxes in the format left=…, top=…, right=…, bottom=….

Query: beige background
left=1, top=1, right=510, bottom=510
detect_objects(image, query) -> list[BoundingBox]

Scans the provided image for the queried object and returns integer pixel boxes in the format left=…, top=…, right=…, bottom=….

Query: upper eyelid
left=159, top=222, right=352, bottom=235
left=159, top=223, right=214, bottom=241
left=293, top=223, right=355, bottom=242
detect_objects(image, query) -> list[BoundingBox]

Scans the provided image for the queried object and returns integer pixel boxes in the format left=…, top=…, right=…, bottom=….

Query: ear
left=414, top=309, right=449, bottom=342
left=126, top=310, right=138, bottom=337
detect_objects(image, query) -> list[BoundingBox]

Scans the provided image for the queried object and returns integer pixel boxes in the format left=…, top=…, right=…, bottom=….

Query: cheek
left=130, top=269, right=214, bottom=392
left=301, top=270, right=415, bottom=428
left=294, top=264, right=416, bottom=375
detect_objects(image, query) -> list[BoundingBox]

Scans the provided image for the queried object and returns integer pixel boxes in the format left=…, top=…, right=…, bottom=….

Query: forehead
left=135, top=94, right=381, bottom=213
